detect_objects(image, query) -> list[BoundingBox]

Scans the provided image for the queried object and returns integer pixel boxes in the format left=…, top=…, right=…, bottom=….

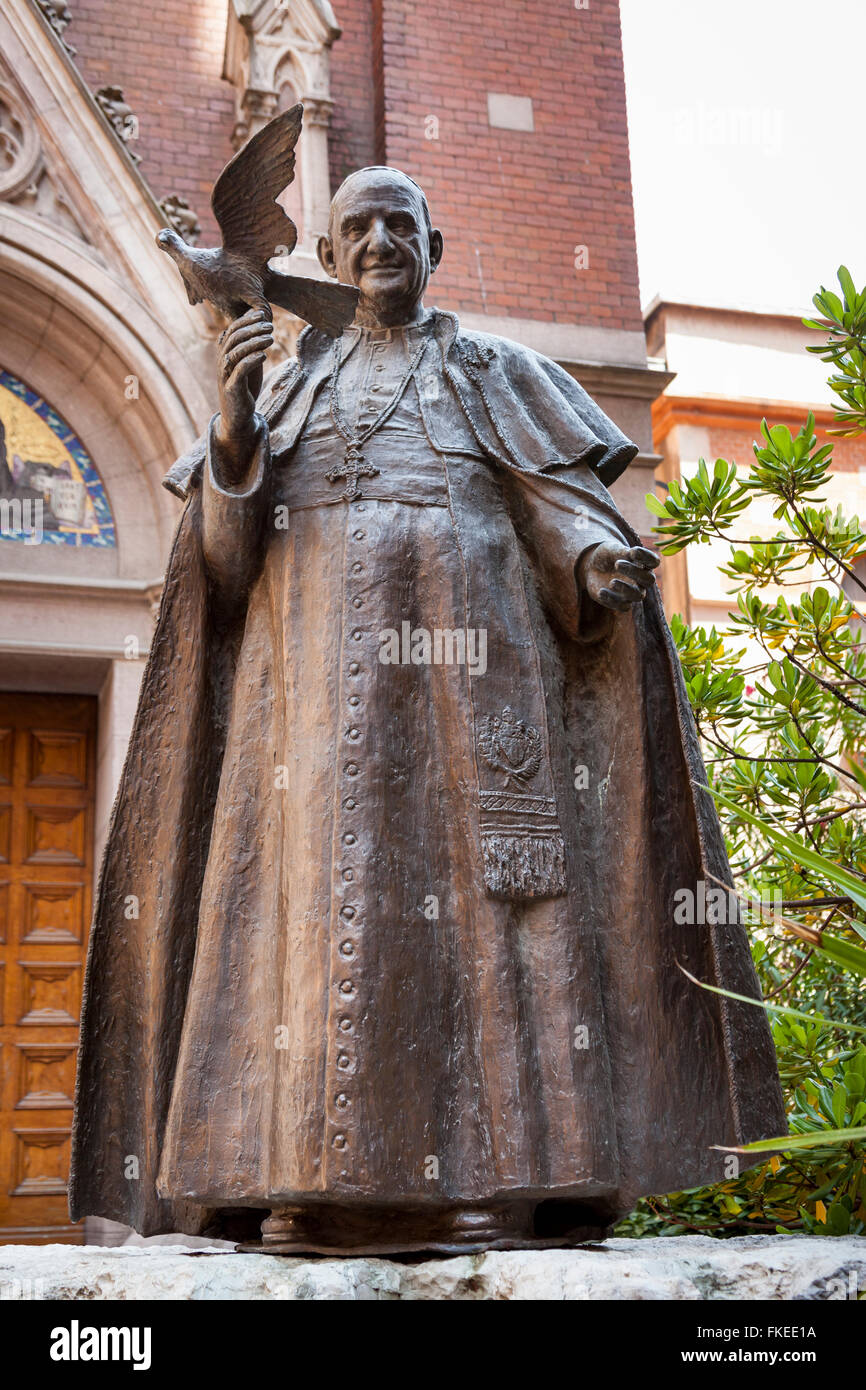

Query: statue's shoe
left=259, top=1205, right=313, bottom=1247
left=433, top=1204, right=530, bottom=1246
left=237, top=1199, right=611, bottom=1255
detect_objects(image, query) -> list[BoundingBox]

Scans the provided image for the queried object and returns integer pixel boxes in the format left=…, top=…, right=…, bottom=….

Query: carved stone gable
left=0, top=68, right=91, bottom=244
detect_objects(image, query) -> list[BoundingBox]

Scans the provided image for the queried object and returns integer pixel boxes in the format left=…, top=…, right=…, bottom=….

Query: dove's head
left=155, top=226, right=186, bottom=262
left=318, top=167, right=443, bottom=329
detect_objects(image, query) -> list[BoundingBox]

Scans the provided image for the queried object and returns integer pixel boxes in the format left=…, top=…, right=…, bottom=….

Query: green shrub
left=617, top=269, right=866, bottom=1238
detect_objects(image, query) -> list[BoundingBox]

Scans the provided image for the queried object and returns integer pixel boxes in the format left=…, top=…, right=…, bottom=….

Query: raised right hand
left=215, top=307, right=274, bottom=455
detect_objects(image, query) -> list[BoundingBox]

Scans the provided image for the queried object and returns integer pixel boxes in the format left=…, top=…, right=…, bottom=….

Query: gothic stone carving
left=94, top=86, right=140, bottom=164
left=0, top=72, right=89, bottom=242
left=223, top=0, right=339, bottom=244
left=158, top=195, right=201, bottom=246
left=35, top=0, right=76, bottom=55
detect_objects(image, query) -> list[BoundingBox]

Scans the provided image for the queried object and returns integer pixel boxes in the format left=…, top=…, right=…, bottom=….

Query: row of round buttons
left=327, top=498, right=371, bottom=1175
left=324, top=332, right=414, bottom=1176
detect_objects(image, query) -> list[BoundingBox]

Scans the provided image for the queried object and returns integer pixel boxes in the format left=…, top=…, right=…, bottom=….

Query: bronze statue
left=70, top=119, right=786, bottom=1255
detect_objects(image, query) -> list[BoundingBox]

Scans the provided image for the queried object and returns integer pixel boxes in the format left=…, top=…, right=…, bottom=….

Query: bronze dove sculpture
left=156, top=104, right=359, bottom=337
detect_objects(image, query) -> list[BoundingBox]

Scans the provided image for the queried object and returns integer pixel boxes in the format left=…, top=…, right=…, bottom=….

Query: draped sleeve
left=499, top=458, right=633, bottom=643
left=201, top=412, right=271, bottom=604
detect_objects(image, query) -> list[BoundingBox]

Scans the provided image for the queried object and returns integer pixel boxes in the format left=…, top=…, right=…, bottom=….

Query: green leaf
left=815, top=934, right=866, bottom=978
left=700, top=785, right=866, bottom=914
left=717, top=1126, right=866, bottom=1154
left=827, top=1201, right=852, bottom=1235
left=837, top=265, right=857, bottom=307
left=677, top=964, right=866, bottom=1036
left=819, top=289, right=845, bottom=323
left=769, top=424, right=794, bottom=457
left=644, top=492, right=670, bottom=518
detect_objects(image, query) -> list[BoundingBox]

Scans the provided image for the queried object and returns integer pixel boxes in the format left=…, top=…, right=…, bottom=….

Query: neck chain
left=326, top=331, right=429, bottom=500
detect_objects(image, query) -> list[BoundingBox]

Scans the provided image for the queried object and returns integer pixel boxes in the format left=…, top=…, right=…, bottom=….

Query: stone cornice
left=0, top=573, right=164, bottom=598
left=653, top=392, right=840, bottom=442
left=567, top=361, right=676, bottom=402
left=455, top=312, right=650, bottom=369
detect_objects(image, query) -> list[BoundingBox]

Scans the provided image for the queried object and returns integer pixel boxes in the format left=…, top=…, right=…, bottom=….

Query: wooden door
left=0, top=693, right=96, bottom=1244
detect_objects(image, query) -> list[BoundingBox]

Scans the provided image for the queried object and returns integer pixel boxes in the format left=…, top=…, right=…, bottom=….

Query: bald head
left=318, top=166, right=443, bottom=330
left=328, top=167, right=433, bottom=237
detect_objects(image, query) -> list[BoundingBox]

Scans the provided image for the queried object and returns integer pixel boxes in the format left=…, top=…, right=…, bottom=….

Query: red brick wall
left=69, top=0, right=235, bottom=245
left=65, top=0, right=642, bottom=331
left=366, top=0, right=643, bottom=328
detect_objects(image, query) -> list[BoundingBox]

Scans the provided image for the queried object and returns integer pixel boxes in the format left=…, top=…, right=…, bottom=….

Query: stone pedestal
left=0, top=1235, right=863, bottom=1300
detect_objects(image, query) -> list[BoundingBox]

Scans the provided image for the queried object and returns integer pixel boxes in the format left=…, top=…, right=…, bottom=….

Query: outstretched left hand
left=581, top=541, right=660, bottom=612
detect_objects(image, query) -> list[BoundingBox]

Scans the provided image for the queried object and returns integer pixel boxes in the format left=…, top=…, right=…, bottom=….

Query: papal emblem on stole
left=477, top=706, right=543, bottom=789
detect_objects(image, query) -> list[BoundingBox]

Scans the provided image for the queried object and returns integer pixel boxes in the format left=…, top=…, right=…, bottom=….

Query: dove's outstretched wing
left=211, top=104, right=303, bottom=267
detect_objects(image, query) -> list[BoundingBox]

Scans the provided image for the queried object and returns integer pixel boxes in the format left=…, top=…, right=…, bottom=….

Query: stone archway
left=0, top=216, right=211, bottom=579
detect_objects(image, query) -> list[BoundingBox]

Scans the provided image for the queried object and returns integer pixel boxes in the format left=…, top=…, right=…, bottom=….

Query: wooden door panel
left=15, top=1044, right=78, bottom=1109
left=0, top=728, right=12, bottom=784
left=11, top=1128, right=72, bottom=1196
left=27, top=730, right=89, bottom=788
left=19, top=882, right=85, bottom=945
left=16, top=961, right=82, bottom=1027
left=23, top=806, right=88, bottom=865
left=0, top=693, right=95, bottom=1244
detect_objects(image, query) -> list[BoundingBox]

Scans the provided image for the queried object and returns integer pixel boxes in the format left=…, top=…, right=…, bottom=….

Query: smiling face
left=318, top=169, right=443, bottom=328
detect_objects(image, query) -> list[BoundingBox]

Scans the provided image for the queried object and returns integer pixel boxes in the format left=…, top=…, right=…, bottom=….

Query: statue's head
left=318, top=167, right=443, bottom=327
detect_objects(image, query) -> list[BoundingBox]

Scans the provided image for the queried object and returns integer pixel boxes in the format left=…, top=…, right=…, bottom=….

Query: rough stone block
left=0, top=1236, right=863, bottom=1301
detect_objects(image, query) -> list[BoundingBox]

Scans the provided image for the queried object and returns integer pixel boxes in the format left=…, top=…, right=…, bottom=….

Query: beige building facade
left=646, top=298, right=866, bottom=625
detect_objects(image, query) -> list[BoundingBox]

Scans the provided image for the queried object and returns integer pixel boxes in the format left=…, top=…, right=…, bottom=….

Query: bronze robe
left=70, top=310, right=786, bottom=1240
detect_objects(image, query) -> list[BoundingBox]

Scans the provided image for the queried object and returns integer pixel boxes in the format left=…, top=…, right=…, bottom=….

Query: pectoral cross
left=325, top=444, right=380, bottom=502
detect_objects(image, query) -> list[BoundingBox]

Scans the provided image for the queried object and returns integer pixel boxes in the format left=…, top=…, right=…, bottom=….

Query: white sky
left=619, top=0, right=866, bottom=315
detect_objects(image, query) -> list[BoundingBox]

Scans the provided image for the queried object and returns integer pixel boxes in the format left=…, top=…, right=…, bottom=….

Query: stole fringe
left=481, top=832, right=567, bottom=900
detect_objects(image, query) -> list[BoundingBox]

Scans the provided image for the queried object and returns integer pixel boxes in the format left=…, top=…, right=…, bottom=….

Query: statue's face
left=319, top=171, right=442, bottom=325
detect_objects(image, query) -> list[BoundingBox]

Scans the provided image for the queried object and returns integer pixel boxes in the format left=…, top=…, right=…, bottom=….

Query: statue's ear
left=317, top=234, right=338, bottom=279
left=429, top=228, right=444, bottom=274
